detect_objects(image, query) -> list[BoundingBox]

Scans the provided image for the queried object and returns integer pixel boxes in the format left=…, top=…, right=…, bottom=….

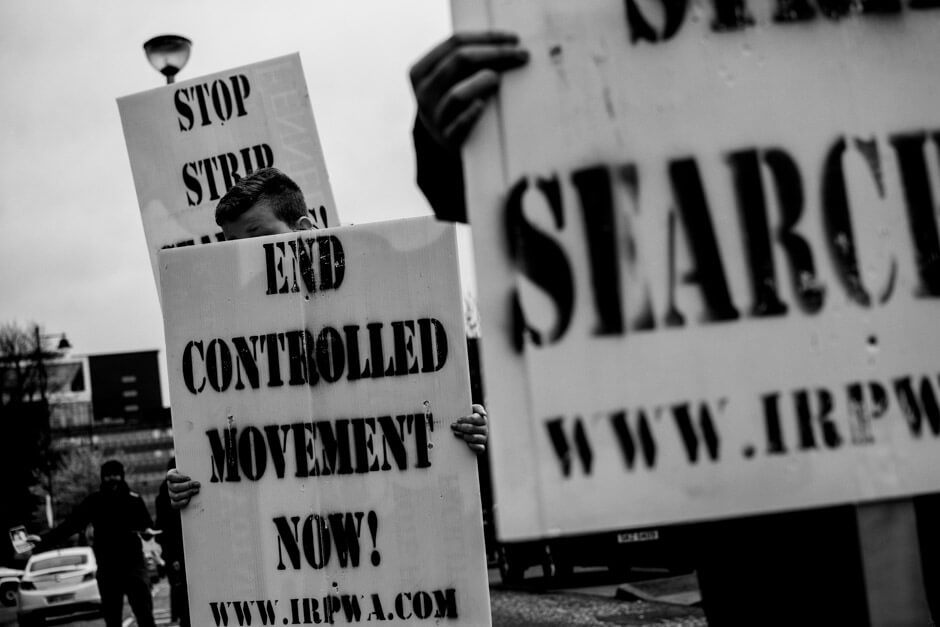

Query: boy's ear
left=294, top=215, right=315, bottom=231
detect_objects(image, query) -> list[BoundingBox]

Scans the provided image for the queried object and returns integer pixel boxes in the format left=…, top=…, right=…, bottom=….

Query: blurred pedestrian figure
left=41, top=459, right=156, bottom=627
left=156, top=457, right=189, bottom=627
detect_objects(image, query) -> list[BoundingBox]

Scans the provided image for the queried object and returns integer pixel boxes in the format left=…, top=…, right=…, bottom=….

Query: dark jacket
left=43, top=482, right=153, bottom=571
left=413, top=120, right=467, bottom=224
left=154, top=480, right=183, bottom=564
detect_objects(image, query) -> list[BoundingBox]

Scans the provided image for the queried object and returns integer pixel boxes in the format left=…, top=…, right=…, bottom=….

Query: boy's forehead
left=221, top=199, right=293, bottom=240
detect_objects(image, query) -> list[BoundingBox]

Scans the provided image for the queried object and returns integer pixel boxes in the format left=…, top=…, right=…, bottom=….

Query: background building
left=44, top=350, right=173, bottom=516
left=88, top=351, right=165, bottom=426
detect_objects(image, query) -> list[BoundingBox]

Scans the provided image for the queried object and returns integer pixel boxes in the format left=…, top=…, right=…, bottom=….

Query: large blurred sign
left=119, top=54, right=338, bottom=297
left=160, top=217, right=490, bottom=626
left=454, top=0, right=940, bottom=540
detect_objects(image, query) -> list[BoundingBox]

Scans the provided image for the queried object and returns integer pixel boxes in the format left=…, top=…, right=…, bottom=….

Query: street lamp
left=143, top=35, right=192, bottom=84
left=33, top=328, right=71, bottom=528
left=33, top=329, right=70, bottom=403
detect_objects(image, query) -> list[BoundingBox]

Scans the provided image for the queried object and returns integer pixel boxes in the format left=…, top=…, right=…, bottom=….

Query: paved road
left=0, top=581, right=172, bottom=627
left=488, top=566, right=706, bottom=627
left=2, top=569, right=706, bottom=626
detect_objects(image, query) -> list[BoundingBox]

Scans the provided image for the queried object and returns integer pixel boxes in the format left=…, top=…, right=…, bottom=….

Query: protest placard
left=453, top=0, right=940, bottom=540
left=120, top=54, right=338, bottom=299
left=160, top=217, right=490, bottom=626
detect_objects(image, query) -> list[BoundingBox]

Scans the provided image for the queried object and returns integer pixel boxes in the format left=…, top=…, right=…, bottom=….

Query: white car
left=0, top=566, right=24, bottom=607
left=17, top=547, right=101, bottom=626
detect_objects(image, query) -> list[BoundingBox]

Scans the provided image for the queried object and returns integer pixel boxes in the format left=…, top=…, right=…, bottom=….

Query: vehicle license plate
left=47, top=593, right=74, bottom=604
left=617, top=530, right=659, bottom=544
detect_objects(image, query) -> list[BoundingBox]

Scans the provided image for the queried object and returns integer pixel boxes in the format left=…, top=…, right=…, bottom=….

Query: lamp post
left=143, top=35, right=192, bottom=84
left=33, top=328, right=71, bottom=528
left=33, top=328, right=70, bottom=404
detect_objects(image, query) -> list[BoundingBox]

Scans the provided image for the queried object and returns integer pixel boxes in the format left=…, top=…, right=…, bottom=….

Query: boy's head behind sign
left=215, top=167, right=313, bottom=241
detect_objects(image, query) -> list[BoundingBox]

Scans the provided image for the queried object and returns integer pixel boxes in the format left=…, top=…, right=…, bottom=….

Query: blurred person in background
left=156, top=457, right=189, bottom=627
left=41, top=459, right=156, bottom=627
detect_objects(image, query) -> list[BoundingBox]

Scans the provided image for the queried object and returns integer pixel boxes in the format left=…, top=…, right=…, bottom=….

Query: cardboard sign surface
left=120, top=54, right=338, bottom=298
left=160, top=217, right=490, bottom=625
left=454, top=0, right=940, bottom=540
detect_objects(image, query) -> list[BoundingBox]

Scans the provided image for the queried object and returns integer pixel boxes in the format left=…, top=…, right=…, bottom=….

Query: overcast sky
left=0, top=1, right=462, bottom=403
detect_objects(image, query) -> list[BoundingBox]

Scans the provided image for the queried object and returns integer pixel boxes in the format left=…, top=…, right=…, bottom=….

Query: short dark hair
left=215, top=167, right=307, bottom=227
left=100, top=459, right=125, bottom=479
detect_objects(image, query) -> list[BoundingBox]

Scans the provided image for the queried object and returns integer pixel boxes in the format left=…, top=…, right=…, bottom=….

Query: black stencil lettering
left=795, top=388, right=841, bottom=450
left=263, top=424, right=291, bottom=479
left=205, top=339, right=233, bottom=392
left=504, top=176, right=575, bottom=352
left=414, top=412, right=433, bottom=469
left=573, top=165, right=625, bottom=336
left=894, top=376, right=940, bottom=437
left=762, top=393, right=787, bottom=454
left=711, top=0, right=755, bottom=30
left=671, top=402, right=722, bottom=463
left=340, top=595, right=362, bottom=623
left=327, top=512, right=365, bottom=568
left=417, top=318, right=448, bottom=373
left=391, top=321, right=419, bottom=376
left=261, top=333, right=285, bottom=387
left=315, top=327, right=345, bottom=383
left=815, top=0, right=853, bottom=18
left=175, top=88, right=195, bottom=132
left=253, top=143, right=274, bottom=170
left=274, top=516, right=303, bottom=570
left=284, top=330, right=309, bottom=385
left=377, top=415, right=407, bottom=471
left=318, top=235, right=345, bottom=290
left=314, top=419, right=353, bottom=476
left=546, top=416, right=594, bottom=476
left=304, top=515, right=331, bottom=569
left=206, top=424, right=240, bottom=483
left=610, top=409, right=657, bottom=469
left=847, top=382, right=889, bottom=445
left=344, top=325, right=370, bottom=381
left=367, top=323, right=387, bottom=380
left=623, top=0, right=688, bottom=43
left=728, top=149, right=788, bottom=317
left=182, top=163, right=202, bottom=206
left=822, top=138, right=872, bottom=306
left=773, top=0, right=816, bottom=21
left=765, top=149, right=827, bottom=312
left=238, top=426, right=267, bottom=480
left=618, top=164, right=657, bottom=331
left=433, top=589, right=458, bottom=619
left=216, top=153, right=239, bottom=191
left=230, top=75, right=250, bottom=117
left=890, top=132, right=940, bottom=297
left=668, top=158, right=740, bottom=323
left=210, top=79, right=234, bottom=123
left=182, top=341, right=206, bottom=394
left=263, top=242, right=288, bottom=295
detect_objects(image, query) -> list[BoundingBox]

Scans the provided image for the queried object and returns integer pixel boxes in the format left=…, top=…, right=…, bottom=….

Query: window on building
left=124, top=404, right=139, bottom=413
left=121, top=375, right=137, bottom=384
left=122, top=389, right=138, bottom=398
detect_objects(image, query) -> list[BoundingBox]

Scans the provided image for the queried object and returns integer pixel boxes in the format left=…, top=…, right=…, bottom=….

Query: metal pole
left=34, top=327, right=54, bottom=526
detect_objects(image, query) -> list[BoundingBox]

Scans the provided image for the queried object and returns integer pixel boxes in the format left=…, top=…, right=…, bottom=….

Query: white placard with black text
left=454, top=0, right=940, bottom=540
left=160, top=217, right=490, bottom=625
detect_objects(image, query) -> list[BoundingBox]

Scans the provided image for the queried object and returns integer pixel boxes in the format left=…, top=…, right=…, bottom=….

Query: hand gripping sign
left=160, top=217, right=490, bottom=626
